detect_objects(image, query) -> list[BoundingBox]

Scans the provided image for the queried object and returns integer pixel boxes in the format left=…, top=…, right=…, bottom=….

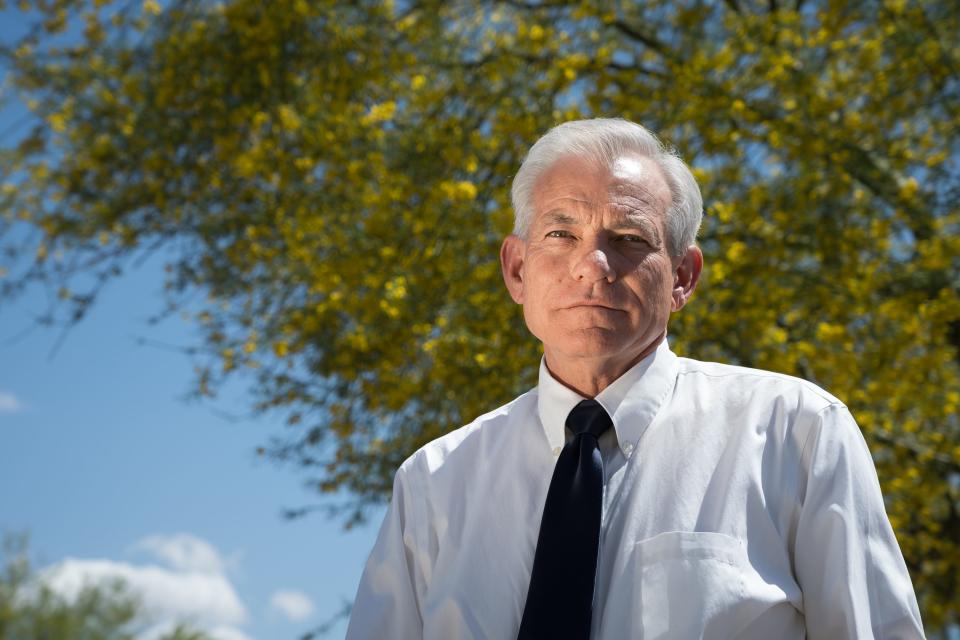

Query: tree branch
left=723, top=0, right=742, bottom=15
left=611, top=19, right=673, bottom=60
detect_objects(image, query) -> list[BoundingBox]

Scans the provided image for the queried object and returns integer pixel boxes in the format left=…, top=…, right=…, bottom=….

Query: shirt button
left=552, top=447, right=562, bottom=456
left=623, top=443, right=634, bottom=455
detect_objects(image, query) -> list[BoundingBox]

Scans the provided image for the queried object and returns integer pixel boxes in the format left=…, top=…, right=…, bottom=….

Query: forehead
left=531, top=153, right=672, bottom=220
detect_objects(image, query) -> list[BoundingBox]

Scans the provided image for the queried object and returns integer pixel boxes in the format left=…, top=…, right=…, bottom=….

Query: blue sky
left=0, top=245, right=384, bottom=639
left=0, top=7, right=382, bottom=640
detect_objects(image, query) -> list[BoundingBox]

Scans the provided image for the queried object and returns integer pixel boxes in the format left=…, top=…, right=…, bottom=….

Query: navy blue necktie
left=518, top=399, right=613, bottom=640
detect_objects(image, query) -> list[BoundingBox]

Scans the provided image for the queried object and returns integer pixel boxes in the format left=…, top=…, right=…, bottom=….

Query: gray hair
left=510, top=118, right=703, bottom=256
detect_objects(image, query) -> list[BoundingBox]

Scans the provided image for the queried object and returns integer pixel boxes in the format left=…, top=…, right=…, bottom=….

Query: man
left=346, top=118, right=924, bottom=639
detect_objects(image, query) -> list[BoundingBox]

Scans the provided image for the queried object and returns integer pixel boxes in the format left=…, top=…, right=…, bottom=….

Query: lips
left=565, top=302, right=622, bottom=312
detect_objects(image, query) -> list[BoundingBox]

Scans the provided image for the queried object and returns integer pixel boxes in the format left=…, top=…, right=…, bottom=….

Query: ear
left=500, top=234, right=527, bottom=304
left=671, top=245, right=703, bottom=312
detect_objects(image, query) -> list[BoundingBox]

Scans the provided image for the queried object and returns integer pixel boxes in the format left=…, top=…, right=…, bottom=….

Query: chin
left=552, top=329, right=637, bottom=359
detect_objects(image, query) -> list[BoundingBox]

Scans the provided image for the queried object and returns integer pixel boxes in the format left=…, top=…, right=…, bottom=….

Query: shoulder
left=675, top=356, right=845, bottom=415
left=672, top=356, right=858, bottom=458
left=397, top=387, right=538, bottom=481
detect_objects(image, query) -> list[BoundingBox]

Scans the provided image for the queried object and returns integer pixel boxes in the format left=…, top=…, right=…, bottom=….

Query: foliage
left=159, top=624, right=213, bottom=640
left=0, top=534, right=211, bottom=640
left=0, top=0, right=957, bottom=630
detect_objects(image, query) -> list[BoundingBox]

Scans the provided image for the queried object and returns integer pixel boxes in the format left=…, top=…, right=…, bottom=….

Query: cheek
left=628, top=262, right=675, bottom=303
left=526, top=248, right=566, bottom=280
left=521, top=301, right=551, bottom=344
left=525, top=256, right=565, bottom=292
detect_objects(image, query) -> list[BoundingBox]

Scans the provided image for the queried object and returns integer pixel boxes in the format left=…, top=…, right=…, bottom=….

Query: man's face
left=501, top=153, right=701, bottom=378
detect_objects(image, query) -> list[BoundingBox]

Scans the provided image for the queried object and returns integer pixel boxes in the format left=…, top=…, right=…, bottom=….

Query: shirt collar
left=536, top=338, right=679, bottom=456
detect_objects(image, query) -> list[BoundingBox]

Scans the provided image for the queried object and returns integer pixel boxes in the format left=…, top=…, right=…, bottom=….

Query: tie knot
left=566, top=399, right=613, bottom=439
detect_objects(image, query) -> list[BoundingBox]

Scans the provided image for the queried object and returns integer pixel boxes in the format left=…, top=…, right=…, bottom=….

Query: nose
left=571, top=246, right=616, bottom=283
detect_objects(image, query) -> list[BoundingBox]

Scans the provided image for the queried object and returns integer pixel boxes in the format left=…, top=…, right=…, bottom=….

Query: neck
left=543, top=333, right=665, bottom=398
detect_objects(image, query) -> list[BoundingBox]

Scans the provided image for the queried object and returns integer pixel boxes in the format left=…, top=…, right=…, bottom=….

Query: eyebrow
left=612, top=214, right=661, bottom=242
left=540, top=210, right=663, bottom=246
left=543, top=211, right=579, bottom=226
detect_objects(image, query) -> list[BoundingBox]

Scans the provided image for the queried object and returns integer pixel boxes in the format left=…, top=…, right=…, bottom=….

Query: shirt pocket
left=600, top=531, right=772, bottom=639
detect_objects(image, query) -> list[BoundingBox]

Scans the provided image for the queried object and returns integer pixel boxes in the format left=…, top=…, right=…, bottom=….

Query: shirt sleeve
left=793, top=403, right=925, bottom=639
left=345, top=462, right=426, bottom=640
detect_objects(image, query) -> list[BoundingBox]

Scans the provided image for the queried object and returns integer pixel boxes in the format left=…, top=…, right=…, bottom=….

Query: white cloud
left=0, top=391, right=21, bottom=413
left=206, top=626, right=255, bottom=640
left=140, top=622, right=253, bottom=640
left=136, top=533, right=226, bottom=574
left=269, top=589, right=315, bottom=622
left=42, top=557, right=246, bottom=626
left=39, top=534, right=250, bottom=640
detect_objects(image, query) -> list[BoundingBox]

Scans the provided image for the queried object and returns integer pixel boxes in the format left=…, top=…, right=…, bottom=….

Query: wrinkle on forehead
left=610, top=155, right=672, bottom=210
left=532, top=153, right=672, bottom=231
left=537, top=179, right=664, bottom=215
left=609, top=187, right=661, bottom=215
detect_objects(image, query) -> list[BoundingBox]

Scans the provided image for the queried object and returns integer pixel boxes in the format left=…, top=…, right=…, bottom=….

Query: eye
left=616, top=234, right=649, bottom=245
left=545, top=230, right=574, bottom=239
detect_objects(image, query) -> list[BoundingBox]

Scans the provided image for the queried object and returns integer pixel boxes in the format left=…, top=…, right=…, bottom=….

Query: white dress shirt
left=346, top=340, right=924, bottom=639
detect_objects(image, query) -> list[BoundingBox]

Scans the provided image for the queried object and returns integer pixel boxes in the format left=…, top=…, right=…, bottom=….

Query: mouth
left=566, top=302, right=622, bottom=312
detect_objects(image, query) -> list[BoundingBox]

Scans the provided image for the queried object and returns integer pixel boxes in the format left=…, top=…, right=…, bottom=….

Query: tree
left=0, top=534, right=210, bottom=640
left=0, top=0, right=957, bottom=630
